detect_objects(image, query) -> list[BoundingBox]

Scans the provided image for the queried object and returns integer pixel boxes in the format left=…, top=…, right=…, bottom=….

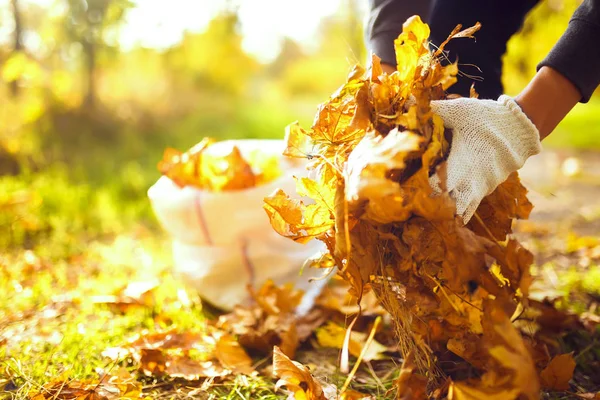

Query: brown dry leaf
left=540, top=353, right=576, bottom=391
left=101, top=368, right=143, bottom=400
left=448, top=381, right=519, bottom=400
left=103, top=327, right=253, bottom=380
left=295, top=307, right=330, bottom=342
left=392, top=351, right=428, bottom=400
left=315, top=321, right=389, bottom=361
left=217, top=280, right=302, bottom=358
left=316, top=278, right=386, bottom=316
left=253, top=280, right=304, bottom=315
left=28, top=377, right=141, bottom=400
left=434, top=22, right=482, bottom=57
left=166, top=357, right=227, bottom=380
left=340, top=390, right=375, bottom=400
left=214, top=332, right=254, bottom=375
left=139, top=348, right=167, bottom=376
left=468, top=172, right=533, bottom=242
left=273, top=346, right=327, bottom=400
left=450, top=300, right=540, bottom=400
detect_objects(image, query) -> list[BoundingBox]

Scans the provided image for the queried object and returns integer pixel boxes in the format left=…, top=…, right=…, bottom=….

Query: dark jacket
left=366, top=0, right=600, bottom=102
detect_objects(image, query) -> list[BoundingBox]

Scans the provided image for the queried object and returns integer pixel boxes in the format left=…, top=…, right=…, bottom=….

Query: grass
left=0, top=93, right=392, bottom=399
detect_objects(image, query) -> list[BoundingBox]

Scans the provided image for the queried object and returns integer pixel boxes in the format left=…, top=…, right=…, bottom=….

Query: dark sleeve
left=365, top=0, right=431, bottom=66
left=538, top=0, right=600, bottom=103
left=427, top=0, right=539, bottom=99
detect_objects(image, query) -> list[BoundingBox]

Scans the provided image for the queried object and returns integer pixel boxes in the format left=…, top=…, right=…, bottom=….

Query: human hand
left=430, top=95, right=542, bottom=223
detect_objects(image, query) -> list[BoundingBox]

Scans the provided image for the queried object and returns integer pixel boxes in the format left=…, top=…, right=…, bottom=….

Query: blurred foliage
left=0, top=0, right=598, bottom=251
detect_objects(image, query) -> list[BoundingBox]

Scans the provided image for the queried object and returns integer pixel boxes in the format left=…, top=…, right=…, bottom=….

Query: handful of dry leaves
left=264, top=16, right=547, bottom=398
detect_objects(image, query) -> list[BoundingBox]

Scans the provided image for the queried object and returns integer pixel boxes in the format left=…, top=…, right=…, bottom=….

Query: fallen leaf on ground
left=90, top=279, right=160, bottom=312
left=218, top=280, right=305, bottom=358
left=316, top=321, right=389, bottom=361
left=103, top=327, right=254, bottom=380
left=29, top=375, right=143, bottom=400
left=273, top=346, right=328, bottom=400
left=540, top=353, right=576, bottom=391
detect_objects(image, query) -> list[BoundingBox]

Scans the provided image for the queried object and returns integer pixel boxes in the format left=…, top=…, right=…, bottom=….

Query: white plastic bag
left=148, top=139, right=329, bottom=312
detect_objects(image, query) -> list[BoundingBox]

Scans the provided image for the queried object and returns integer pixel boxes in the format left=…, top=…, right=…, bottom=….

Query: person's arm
left=515, top=67, right=581, bottom=141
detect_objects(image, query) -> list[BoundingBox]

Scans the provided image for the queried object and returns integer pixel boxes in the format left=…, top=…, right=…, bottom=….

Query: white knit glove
left=430, top=95, right=542, bottom=224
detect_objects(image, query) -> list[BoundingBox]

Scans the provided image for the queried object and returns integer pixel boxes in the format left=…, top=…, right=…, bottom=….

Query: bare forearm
left=514, top=66, right=580, bottom=141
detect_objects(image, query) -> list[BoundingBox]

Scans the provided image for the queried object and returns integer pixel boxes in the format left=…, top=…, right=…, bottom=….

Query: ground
left=0, top=148, right=599, bottom=399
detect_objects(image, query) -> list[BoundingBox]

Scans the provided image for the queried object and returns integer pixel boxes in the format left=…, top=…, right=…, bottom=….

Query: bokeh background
left=1, top=0, right=599, bottom=253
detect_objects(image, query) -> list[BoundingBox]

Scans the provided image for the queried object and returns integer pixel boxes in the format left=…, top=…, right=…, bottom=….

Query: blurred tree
left=165, top=10, right=258, bottom=97
left=276, top=0, right=366, bottom=98
left=62, top=0, right=132, bottom=109
left=268, top=37, right=304, bottom=78
left=9, top=0, right=23, bottom=97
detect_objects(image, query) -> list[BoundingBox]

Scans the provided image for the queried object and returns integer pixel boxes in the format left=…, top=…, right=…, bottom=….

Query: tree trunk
left=82, top=39, right=96, bottom=110
left=10, top=0, right=23, bottom=97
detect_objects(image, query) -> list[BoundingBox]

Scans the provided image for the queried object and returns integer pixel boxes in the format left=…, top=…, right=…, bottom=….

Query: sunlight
left=0, top=0, right=361, bottom=62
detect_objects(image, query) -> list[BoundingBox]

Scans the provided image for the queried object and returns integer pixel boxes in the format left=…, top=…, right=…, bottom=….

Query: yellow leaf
left=345, top=128, right=421, bottom=202
left=214, top=333, right=254, bottom=375
left=284, top=122, right=314, bottom=158
left=449, top=381, right=519, bottom=400
left=273, top=346, right=327, bottom=400
left=394, top=16, right=430, bottom=82
left=315, top=322, right=388, bottom=361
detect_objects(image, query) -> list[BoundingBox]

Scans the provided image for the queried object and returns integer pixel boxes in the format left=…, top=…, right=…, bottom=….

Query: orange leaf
left=540, top=353, right=576, bottom=391
left=272, top=346, right=327, bottom=400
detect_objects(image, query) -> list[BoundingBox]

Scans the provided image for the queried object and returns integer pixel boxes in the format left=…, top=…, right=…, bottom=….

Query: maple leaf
left=273, top=346, right=328, bottom=400
left=284, top=122, right=314, bottom=159
left=394, top=16, right=430, bottom=83
left=540, top=353, right=576, bottom=391
left=264, top=164, right=337, bottom=244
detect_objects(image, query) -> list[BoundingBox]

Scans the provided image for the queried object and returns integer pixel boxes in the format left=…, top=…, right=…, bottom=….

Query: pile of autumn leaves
left=264, top=16, right=582, bottom=399
left=158, top=137, right=281, bottom=191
